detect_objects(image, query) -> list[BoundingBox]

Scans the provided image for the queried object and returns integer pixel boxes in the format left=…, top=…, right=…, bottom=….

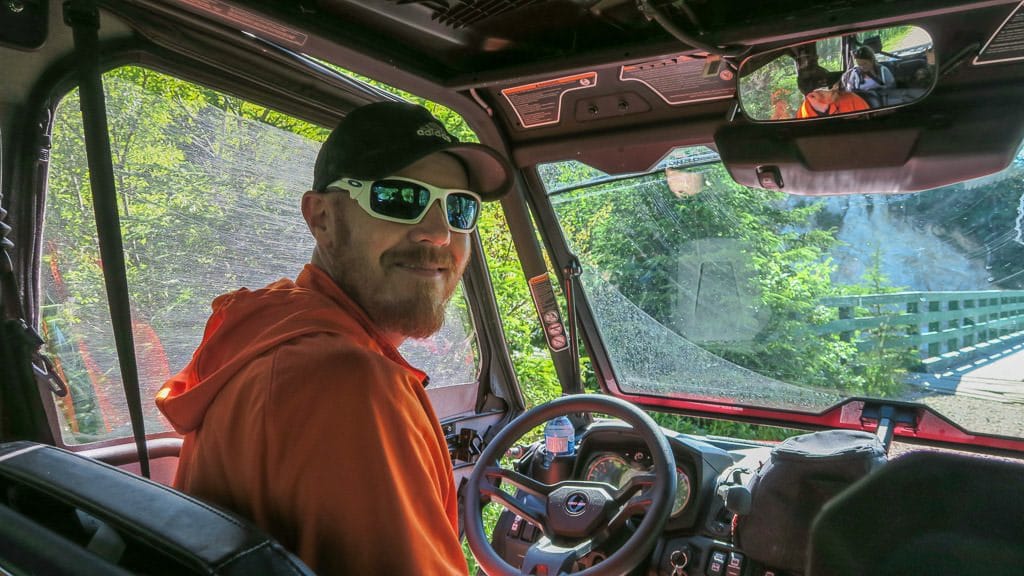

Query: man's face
left=807, top=88, right=838, bottom=112
left=303, top=152, right=472, bottom=342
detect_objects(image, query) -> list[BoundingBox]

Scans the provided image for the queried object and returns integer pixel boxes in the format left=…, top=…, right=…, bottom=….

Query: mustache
left=381, top=245, right=457, bottom=270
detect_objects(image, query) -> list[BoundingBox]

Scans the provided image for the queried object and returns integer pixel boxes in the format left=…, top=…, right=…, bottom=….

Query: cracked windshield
left=542, top=145, right=1024, bottom=439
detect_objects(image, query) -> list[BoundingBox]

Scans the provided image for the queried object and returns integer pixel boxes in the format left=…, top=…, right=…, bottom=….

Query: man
left=155, top=101, right=512, bottom=575
left=797, top=84, right=870, bottom=118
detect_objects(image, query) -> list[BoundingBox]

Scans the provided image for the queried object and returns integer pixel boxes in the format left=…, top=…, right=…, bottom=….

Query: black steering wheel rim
left=465, top=394, right=676, bottom=576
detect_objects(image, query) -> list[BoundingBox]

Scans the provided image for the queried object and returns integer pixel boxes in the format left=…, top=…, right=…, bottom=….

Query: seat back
left=0, top=441, right=315, bottom=575
left=807, top=450, right=1024, bottom=576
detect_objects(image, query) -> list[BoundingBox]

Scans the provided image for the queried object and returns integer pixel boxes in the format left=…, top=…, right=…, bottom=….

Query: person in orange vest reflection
left=797, top=83, right=870, bottom=118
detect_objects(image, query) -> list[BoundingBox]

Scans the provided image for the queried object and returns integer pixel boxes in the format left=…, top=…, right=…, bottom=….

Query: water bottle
left=544, top=415, right=576, bottom=458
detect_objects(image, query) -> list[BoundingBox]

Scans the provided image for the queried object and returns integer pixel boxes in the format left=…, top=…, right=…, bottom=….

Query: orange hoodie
left=797, top=90, right=870, bottom=118
left=156, top=264, right=466, bottom=575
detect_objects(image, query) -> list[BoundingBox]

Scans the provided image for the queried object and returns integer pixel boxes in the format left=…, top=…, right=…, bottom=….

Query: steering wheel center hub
left=549, top=485, right=614, bottom=538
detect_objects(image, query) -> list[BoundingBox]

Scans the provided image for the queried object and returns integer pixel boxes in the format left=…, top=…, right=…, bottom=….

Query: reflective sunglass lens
left=446, top=193, right=480, bottom=231
left=370, top=181, right=430, bottom=220
left=367, top=179, right=479, bottom=231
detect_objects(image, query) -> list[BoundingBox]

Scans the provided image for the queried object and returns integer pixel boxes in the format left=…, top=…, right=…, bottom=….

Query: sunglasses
left=325, top=177, right=481, bottom=233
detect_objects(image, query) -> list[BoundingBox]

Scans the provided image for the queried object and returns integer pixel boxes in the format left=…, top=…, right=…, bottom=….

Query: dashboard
left=490, top=420, right=766, bottom=574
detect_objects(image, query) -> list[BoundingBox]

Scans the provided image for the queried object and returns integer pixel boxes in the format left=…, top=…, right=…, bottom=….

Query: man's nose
left=410, top=201, right=451, bottom=245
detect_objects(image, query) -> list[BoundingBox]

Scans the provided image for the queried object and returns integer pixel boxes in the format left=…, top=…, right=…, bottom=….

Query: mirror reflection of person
left=841, top=46, right=894, bottom=107
left=797, top=83, right=870, bottom=118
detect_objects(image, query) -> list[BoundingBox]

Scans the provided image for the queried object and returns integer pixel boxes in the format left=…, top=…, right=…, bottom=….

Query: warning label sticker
left=528, top=274, right=569, bottom=352
left=177, top=0, right=308, bottom=48
left=620, top=55, right=734, bottom=105
left=975, top=0, right=1024, bottom=65
left=501, top=72, right=598, bottom=129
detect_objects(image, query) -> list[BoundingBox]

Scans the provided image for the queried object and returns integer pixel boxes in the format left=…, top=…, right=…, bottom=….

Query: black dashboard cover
left=733, top=430, right=886, bottom=574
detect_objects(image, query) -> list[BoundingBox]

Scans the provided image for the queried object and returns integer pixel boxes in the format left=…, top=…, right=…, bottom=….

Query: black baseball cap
left=798, top=65, right=833, bottom=94
left=312, top=101, right=513, bottom=200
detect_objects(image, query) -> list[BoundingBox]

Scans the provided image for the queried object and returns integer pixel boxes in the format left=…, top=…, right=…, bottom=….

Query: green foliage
left=650, top=412, right=797, bottom=442
left=860, top=26, right=916, bottom=51
left=897, top=157, right=1024, bottom=290
left=45, top=66, right=336, bottom=440
left=739, top=54, right=803, bottom=120
left=549, top=158, right=912, bottom=397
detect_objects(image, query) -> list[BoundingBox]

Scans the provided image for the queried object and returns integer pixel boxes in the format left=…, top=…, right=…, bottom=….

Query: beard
left=367, top=278, right=452, bottom=339
left=327, top=241, right=464, bottom=340
left=367, top=244, right=462, bottom=338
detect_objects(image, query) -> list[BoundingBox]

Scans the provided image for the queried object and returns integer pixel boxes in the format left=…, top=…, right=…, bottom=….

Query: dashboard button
left=521, top=522, right=538, bottom=541
left=725, top=552, right=744, bottom=576
left=707, top=550, right=727, bottom=576
left=508, top=515, right=523, bottom=538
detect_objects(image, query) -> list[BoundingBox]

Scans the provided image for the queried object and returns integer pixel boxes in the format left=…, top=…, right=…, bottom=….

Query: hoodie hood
left=156, top=264, right=426, bottom=434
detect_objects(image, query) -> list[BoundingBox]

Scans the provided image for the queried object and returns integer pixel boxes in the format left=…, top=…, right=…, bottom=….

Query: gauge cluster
left=569, top=421, right=734, bottom=533
left=583, top=451, right=692, bottom=518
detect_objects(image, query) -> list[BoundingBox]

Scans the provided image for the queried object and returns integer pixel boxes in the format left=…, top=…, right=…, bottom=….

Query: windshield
left=542, top=145, right=1024, bottom=440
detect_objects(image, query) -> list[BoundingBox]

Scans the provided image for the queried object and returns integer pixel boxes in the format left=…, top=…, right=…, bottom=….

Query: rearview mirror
left=737, top=26, right=936, bottom=122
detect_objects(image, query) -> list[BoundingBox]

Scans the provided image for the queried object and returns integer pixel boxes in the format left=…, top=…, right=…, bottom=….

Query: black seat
left=0, top=441, right=315, bottom=575
left=807, top=450, right=1024, bottom=576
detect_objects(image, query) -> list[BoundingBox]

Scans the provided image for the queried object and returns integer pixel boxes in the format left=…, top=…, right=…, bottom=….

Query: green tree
left=840, top=247, right=917, bottom=397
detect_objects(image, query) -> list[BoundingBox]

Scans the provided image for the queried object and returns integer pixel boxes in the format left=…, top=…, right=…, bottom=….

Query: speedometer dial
left=584, top=454, right=631, bottom=487
left=586, top=454, right=692, bottom=517
left=672, top=467, right=692, bottom=516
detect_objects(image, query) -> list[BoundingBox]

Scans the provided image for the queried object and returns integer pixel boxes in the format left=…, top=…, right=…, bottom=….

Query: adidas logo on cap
left=416, top=122, right=452, bottom=142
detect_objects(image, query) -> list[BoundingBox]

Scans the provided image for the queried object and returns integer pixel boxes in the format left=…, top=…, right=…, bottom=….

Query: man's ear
left=301, top=191, right=331, bottom=244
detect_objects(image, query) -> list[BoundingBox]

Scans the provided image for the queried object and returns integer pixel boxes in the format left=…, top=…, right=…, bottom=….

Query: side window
left=43, top=66, right=479, bottom=445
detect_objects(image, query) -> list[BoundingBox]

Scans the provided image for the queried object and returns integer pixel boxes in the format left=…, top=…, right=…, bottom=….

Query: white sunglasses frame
left=324, top=176, right=482, bottom=233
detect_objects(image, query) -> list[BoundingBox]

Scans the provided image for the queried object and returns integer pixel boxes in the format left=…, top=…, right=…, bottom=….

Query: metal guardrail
left=815, top=290, right=1024, bottom=371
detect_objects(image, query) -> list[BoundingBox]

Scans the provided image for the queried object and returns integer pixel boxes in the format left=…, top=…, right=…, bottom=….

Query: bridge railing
left=815, top=290, right=1024, bottom=372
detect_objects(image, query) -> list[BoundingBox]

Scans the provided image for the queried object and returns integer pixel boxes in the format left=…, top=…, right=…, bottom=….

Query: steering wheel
left=465, top=394, right=676, bottom=576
